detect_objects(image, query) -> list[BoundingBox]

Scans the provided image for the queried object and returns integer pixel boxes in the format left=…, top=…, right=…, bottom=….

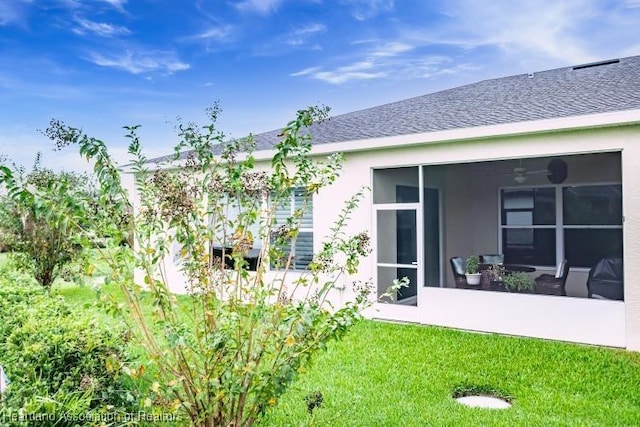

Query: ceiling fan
left=492, top=158, right=568, bottom=184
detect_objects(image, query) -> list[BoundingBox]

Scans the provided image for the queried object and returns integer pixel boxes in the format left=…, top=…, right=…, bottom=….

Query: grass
left=37, top=263, right=640, bottom=426
left=261, top=320, right=640, bottom=426
left=55, top=281, right=169, bottom=328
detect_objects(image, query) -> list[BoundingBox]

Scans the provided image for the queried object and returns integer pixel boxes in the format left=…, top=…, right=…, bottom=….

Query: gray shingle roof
left=151, top=55, right=640, bottom=163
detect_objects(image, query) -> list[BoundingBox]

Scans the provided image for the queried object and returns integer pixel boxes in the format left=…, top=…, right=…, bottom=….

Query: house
left=143, top=55, right=640, bottom=350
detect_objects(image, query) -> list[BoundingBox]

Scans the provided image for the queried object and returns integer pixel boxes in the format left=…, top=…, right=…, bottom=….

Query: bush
left=0, top=266, right=138, bottom=422
left=0, top=268, right=50, bottom=341
left=43, top=105, right=389, bottom=426
left=0, top=155, right=130, bottom=289
left=503, top=271, right=535, bottom=293
left=0, top=163, right=84, bottom=288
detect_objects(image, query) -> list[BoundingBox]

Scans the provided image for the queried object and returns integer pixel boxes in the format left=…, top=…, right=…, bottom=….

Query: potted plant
left=488, top=264, right=507, bottom=291
left=487, top=264, right=507, bottom=292
left=465, top=255, right=481, bottom=285
left=503, top=272, right=535, bottom=293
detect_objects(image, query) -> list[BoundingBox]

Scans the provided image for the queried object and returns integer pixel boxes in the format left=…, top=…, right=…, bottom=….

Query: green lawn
left=51, top=280, right=640, bottom=426
left=261, top=321, right=640, bottom=426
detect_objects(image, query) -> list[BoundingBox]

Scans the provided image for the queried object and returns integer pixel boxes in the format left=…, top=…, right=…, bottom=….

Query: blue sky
left=1, top=0, right=639, bottom=171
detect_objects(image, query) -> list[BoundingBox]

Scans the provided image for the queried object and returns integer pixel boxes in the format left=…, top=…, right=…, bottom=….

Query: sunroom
left=369, top=151, right=626, bottom=347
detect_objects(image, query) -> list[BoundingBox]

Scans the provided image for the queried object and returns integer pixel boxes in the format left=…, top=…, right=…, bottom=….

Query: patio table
left=479, top=263, right=536, bottom=273
left=503, top=264, right=536, bottom=273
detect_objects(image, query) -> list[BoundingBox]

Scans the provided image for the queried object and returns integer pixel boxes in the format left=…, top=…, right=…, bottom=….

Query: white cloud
left=72, top=17, right=131, bottom=37
left=339, top=60, right=374, bottom=72
left=0, top=5, right=18, bottom=25
left=294, top=1, right=632, bottom=85
left=313, top=70, right=385, bottom=84
left=289, top=66, right=321, bottom=77
left=292, top=22, right=326, bottom=36
left=295, top=55, right=466, bottom=84
left=190, top=25, right=233, bottom=40
left=402, top=59, right=478, bottom=79
left=285, top=22, right=326, bottom=46
left=292, top=0, right=640, bottom=88
left=341, top=0, right=394, bottom=21
left=364, top=0, right=640, bottom=75
left=0, top=0, right=30, bottom=26
left=292, top=60, right=385, bottom=84
left=370, top=41, right=412, bottom=57
left=233, top=0, right=284, bottom=15
left=87, top=50, right=190, bottom=75
left=58, top=0, right=82, bottom=8
left=100, top=0, right=127, bottom=12
left=290, top=26, right=481, bottom=85
left=421, top=0, right=599, bottom=65
left=291, top=40, right=416, bottom=84
left=251, top=21, right=326, bottom=55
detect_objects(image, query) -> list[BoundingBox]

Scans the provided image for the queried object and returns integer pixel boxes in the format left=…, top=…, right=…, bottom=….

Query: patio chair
left=534, top=259, right=569, bottom=296
left=587, top=257, right=623, bottom=300
left=479, top=254, right=504, bottom=265
left=449, top=257, right=467, bottom=287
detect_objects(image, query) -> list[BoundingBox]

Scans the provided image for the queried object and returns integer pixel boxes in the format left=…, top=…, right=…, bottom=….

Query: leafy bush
left=0, top=266, right=138, bottom=422
left=503, top=272, right=535, bottom=292
left=0, top=155, right=131, bottom=289
left=43, top=105, right=389, bottom=426
left=0, top=160, right=85, bottom=289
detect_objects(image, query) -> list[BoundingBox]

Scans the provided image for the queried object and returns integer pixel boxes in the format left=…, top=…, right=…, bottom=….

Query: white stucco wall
left=622, top=141, right=640, bottom=350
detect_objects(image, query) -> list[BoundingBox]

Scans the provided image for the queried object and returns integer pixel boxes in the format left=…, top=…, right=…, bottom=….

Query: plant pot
left=490, top=280, right=507, bottom=292
left=465, top=273, right=482, bottom=285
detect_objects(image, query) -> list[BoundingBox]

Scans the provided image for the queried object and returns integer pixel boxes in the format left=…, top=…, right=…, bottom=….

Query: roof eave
left=124, top=108, right=640, bottom=172
left=244, top=108, right=640, bottom=161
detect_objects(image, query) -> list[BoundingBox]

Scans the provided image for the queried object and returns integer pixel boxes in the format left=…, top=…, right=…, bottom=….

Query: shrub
left=0, top=154, right=131, bottom=289
left=0, top=267, right=51, bottom=342
left=42, top=105, right=393, bottom=426
left=0, top=266, right=138, bottom=422
left=503, top=272, right=535, bottom=292
left=0, top=160, right=85, bottom=289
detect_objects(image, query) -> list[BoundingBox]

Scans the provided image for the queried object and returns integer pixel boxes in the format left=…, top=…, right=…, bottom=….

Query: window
left=501, top=188, right=556, bottom=266
left=272, top=188, right=313, bottom=270
left=373, top=167, right=419, bottom=203
left=212, top=199, right=263, bottom=249
left=500, top=184, right=623, bottom=268
left=206, top=197, right=264, bottom=271
left=563, top=185, right=622, bottom=268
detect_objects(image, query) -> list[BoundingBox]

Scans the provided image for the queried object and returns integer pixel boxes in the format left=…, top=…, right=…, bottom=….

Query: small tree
left=43, top=105, right=390, bottom=426
left=0, top=156, right=96, bottom=288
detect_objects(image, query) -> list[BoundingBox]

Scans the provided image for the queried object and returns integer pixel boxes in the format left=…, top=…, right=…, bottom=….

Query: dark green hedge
left=0, top=267, right=138, bottom=422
